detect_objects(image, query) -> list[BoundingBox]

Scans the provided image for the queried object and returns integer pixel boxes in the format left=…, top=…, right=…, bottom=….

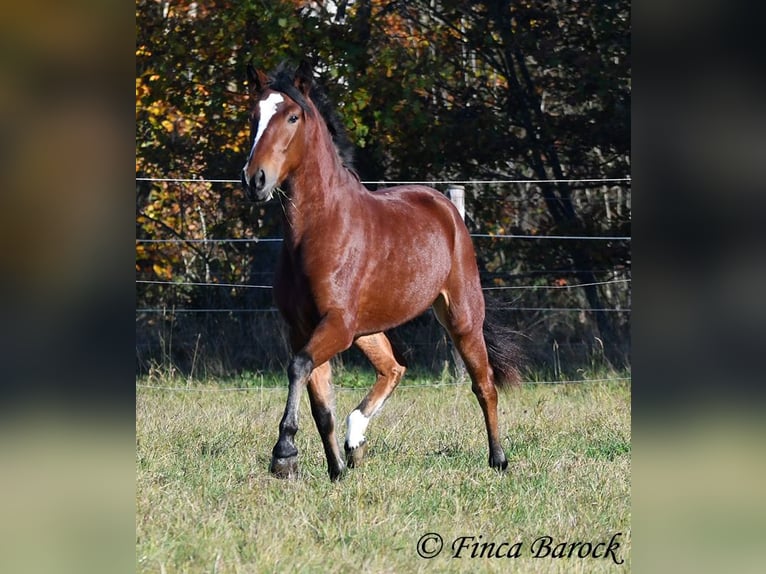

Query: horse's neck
left=281, top=131, right=361, bottom=246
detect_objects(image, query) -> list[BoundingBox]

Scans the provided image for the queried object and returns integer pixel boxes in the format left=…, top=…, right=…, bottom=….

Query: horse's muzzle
left=241, top=167, right=273, bottom=202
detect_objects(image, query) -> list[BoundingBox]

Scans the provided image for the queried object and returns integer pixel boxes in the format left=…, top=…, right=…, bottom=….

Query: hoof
left=329, top=462, right=347, bottom=482
left=345, top=440, right=367, bottom=468
left=270, top=456, right=299, bottom=479
left=490, top=453, right=509, bottom=472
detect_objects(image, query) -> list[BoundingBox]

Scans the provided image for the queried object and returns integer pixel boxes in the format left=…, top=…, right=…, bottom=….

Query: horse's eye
left=288, top=114, right=299, bottom=124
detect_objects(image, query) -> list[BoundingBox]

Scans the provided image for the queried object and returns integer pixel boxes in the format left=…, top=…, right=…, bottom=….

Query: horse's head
left=241, top=61, right=314, bottom=202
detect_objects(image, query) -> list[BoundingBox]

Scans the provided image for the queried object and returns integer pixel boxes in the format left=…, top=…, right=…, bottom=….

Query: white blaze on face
left=346, top=409, right=370, bottom=449
left=244, top=92, right=284, bottom=168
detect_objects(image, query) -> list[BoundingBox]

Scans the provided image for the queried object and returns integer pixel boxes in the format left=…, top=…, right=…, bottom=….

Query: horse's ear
left=246, top=63, right=269, bottom=95
left=294, top=60, right=313, bottom=96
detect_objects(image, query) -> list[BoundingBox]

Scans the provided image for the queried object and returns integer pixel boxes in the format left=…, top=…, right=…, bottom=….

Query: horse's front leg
left=271, top=311, right=356, bottom=480
left=270, top=352, right=313, bottom=479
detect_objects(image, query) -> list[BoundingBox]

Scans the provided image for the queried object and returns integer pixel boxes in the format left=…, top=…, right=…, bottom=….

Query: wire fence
left=136, top=175, right=631, bottom=380
left=136, top=175, right=631, bottom=311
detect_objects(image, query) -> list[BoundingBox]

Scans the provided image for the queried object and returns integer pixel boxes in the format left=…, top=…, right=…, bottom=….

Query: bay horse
left=241, top=61, right=522, bottom=481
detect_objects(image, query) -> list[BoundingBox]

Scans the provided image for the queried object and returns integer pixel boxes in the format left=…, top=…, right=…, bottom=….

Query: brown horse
left=241, top=61, right=522, bottom=481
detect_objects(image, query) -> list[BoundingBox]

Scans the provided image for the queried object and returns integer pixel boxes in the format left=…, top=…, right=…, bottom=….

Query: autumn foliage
left=136, top=0, right=630, bottom=375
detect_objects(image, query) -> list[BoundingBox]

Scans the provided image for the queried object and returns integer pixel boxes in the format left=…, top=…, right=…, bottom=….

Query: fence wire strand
left=136, top=376, right=631, bottom=392
left=137, top=176, right=631, bottom=185
left=137, top=277, right=629, bottom=292
left=136, top=234, right=631, bottom=243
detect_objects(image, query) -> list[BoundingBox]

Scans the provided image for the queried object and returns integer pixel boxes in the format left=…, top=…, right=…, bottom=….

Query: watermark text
left=416, top=532, right=625, bottom=565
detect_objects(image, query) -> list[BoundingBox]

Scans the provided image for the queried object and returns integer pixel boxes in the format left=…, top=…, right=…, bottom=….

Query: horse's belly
left=354, top=264, right=448, bottom=334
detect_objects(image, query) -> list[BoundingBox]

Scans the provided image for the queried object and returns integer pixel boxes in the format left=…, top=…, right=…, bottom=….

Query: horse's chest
left=278, top=241, right=365, bottom=303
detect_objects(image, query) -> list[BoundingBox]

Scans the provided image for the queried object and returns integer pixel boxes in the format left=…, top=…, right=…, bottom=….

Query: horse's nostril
left=257, top=169, right=266, bottom=189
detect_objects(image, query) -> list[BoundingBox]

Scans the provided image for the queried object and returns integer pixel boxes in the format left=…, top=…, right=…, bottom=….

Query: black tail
left=483, top=307, right=526, bottom=390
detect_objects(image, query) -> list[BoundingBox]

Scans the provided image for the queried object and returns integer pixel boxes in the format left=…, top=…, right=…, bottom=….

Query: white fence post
left=446, top=184, right=465, bottom=221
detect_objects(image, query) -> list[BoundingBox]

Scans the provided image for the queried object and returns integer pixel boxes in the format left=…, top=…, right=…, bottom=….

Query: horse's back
left=367, top=184, right=458, bottom=216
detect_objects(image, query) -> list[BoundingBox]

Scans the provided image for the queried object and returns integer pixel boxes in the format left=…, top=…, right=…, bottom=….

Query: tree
left=350, top=0, right=631, bottom=366
left=136, top=0, right=631, bottom=373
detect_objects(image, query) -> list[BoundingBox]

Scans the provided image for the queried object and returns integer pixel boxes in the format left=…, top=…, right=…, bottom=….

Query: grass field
left=136, top=370, right=631, bottom=573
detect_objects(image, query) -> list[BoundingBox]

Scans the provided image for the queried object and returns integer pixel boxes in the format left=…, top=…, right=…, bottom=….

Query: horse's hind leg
left=345, top=332, right=406, bottom=468
left=433, top=293, right=508, bottom=471
left=307, top=361, right=346, bottom=481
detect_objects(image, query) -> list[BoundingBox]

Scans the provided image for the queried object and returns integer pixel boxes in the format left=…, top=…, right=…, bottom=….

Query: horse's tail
left=483, top=305, right=526, bottom=390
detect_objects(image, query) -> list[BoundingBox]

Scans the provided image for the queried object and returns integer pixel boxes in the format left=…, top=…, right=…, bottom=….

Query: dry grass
left=136, top=371, right=630, bottom=572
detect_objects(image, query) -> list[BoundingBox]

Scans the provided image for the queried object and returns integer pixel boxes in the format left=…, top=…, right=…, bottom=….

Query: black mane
left=267, top=62, right=356, bottom=173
